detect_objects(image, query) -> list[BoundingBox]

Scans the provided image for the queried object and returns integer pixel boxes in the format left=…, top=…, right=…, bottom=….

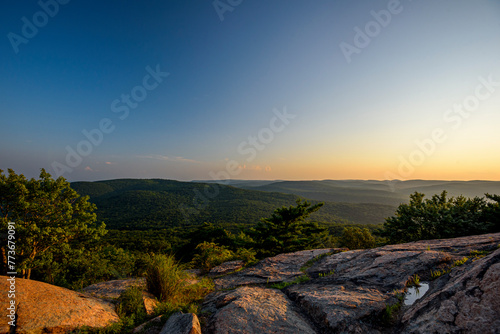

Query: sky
left=1, top=0, right=500, bottom=182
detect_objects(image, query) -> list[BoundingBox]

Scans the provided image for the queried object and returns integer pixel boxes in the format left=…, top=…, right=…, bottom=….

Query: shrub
left=146, top=254, right=188, bottom=302
left=233, top=248, right=257, bottom=266
left=339, top=227, right=376, bottom=250
left=115, top=286, right=146, bottom=322
left=191, top=242, right=234, bottom=273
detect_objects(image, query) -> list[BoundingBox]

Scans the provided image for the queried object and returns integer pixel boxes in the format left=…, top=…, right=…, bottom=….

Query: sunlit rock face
left=201, top=233, right=500, bottom=334
left=0, top=277, right=119, bottom=333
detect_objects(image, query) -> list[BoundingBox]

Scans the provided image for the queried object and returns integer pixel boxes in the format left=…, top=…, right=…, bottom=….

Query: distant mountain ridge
left=196, top=179, right=500, bottom=206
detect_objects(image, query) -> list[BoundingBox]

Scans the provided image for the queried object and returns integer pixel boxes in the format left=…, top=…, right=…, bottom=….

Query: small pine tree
left=249, top=199, right=326, bottom=257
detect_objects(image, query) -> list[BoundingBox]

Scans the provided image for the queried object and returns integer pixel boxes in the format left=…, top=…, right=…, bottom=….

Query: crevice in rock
left=281, top=288, right=326, bottom=334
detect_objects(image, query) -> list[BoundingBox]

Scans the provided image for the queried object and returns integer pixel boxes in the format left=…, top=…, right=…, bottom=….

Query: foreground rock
left=202, top=233, right=500, bottom=334
left=159, top=312, right=201, bottom=334
left=202, top=286, right=317, bottom=333
left=400, top=247, right=500, bottom=333
left=213, top=248, right=343, bottom=290
left=0, top=276, right=119, bottom=333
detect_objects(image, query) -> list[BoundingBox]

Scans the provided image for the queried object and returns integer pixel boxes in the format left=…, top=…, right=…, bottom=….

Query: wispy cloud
left=173, top=156, right=201, bottom=164
left=137, top=155, right=201, bottom=164
left=84, top=166, right=93, bottom=171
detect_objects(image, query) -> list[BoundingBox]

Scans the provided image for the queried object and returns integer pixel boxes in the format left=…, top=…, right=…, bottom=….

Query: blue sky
left=1, top=0, right=500, bottom=181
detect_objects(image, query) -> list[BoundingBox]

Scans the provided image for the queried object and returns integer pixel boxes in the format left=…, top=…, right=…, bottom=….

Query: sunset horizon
left=2, top=0, right=499, bottom=183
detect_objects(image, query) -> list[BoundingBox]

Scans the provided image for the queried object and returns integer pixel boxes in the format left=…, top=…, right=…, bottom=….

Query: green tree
left=0, top=169, right=105, bottom=279
left=191, top=241, right=235, bottom=273
left=483, top=193, right=500, bottom=232
left=249, top=199, right=326, bottom=257
left=339, top=227, right=376, bottom=250
left=381, top=191, right=492, bottom=244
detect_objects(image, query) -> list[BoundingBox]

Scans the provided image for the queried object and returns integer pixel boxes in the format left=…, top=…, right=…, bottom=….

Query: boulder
left=159, top=312, right=201, bottom=334
left=286, top=283, right=389, bottom=333
left=201, top=286, right=317, bottom=333
left=0, top=276, right=119, bottom=333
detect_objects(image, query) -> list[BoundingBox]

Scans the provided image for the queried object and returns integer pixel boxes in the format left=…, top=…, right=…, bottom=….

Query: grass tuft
left=269, top=275, right=310, bottom=289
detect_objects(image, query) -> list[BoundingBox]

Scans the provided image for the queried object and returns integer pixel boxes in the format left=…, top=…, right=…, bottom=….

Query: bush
left=191, top=242, right=234, bottom=273
left=233, top=248, right=258, bottom=266
left=146, top=254, right=188, bottom=302
left=339, top=227, right=376, bottom=250
left=115, top=286, right=146, bottom=321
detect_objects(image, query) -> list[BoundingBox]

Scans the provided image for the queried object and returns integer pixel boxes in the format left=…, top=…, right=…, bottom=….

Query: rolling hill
left=209, top=179, right=500, bottom=206
left=71, top=179, right=396, bottom=229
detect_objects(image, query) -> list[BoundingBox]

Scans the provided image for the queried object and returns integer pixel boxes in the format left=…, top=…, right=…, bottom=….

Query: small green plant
left=269, top=275, right=310, bottom=289
left=451, top=257, right=468, bottom=268
left=426, top=245, right=431, bottom=251
left=406, top=274, right=421, bottom=287
left=470, top=250, right=490, bottom=260
left=318, top=270, right=335, bottom=278
left=430, top=268, right=450, bottom=280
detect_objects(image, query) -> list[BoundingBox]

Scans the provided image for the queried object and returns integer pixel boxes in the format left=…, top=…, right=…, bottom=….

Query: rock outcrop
left=159, top=312, right=201, bottom=334
left=201, top=232, right=500, bottom=334
left=0, top=276, right=119, bottom=333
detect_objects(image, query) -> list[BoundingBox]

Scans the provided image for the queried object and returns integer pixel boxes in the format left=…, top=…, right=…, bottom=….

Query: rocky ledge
left=201, top=232, right=500, bottom=334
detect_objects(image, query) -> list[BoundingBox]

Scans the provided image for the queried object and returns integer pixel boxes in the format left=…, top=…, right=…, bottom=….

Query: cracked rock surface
left=201, top=233, right=500, bottom=334
left=399, top=248, right=500, bottom=333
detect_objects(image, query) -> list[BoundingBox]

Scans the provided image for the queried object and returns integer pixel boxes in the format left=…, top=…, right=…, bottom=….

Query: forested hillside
left=228, top=180, right=500, bottom=206
left=71, top=179, right=396, bottom=229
